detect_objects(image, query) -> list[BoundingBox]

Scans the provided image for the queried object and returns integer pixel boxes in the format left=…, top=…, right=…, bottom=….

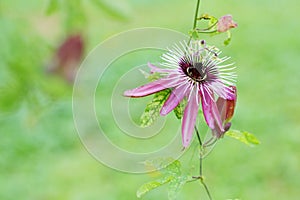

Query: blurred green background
left=1, top=0, right=299, bottom=199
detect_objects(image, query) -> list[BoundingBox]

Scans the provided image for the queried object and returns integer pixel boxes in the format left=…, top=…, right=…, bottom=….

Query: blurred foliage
left=0, top=12, right=69, bottom=115
left=46, top=0, right=128, bottom=32
left=0, top=0, right=129, bottom=115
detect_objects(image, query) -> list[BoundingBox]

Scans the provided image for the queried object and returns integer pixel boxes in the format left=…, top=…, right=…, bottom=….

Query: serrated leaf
left=164, top=160, right=182, bottom=176
left=168, top=175, right=188, bottom=200
left=173, top=98, right=186, bottom=119
left=140, top=89, right=171, bottom=127
left=226, top=130, right=260, bottom=146
left=137, top=160, right=184, bottom=199
left=137, top=176, right=173, bottom=198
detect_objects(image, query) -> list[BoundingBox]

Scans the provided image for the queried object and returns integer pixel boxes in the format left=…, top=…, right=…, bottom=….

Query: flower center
left=179, top=58, right=206, bottom=82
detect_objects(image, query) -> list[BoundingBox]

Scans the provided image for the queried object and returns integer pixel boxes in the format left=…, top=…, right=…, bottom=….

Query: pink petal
left=148, top=62, right=174, bottom=74
left=160, top=84, right=187, bottom=116
left=182, top=88, right=199, bottom=147
left=224, top=86, right=236, bottom=100
left=199, top=85, right=224, bottom=132
left=123, top=77, right=179, bottom=97
left=217, top=15, right=238, bottom=33
left=216, top=97, right=227, bottom=122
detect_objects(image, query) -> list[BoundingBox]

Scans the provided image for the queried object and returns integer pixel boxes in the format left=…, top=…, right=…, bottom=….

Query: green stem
left=188, top=0, right=201, bottom=45
left=194, top=126, right=202, bottom=146
left=197, top=30, right=218, bottom=34
left=199, top=156, right=203, bottom=177
left=201, top=179, right=213, bottom=200
left=196, top=20, right=218, bottom=32
left=194, top=125, right=213, bottom=199
left=193, top=0, right=201, bottom=29
left=194, top=126, right=203, bottom=176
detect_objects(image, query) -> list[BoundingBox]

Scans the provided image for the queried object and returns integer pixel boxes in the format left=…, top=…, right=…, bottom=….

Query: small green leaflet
left=137, top=160, right=190, bottom=200
left=225, top=130, right=260, bottom=146
left=140, top=89, right=171, bottom=127
left=188, top=29, right=200, bottom=40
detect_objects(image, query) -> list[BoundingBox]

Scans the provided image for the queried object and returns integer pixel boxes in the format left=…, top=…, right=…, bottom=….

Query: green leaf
left=164, top=160, right=182, bottom=176
left=168, top=175, right=188, bottom=200
left=137, top=160, right=185, bottom=199
left=140, top=89, right=171, bottom=127
left=164, top=160, right=187, bottom=200
left=244, top=132, right=261, bottom=145
left=173, top=99, right=186, bottom=119
left=226, top=130, right=260, bottom=146
left=46, top=0, right=59, bottom=15
left=137, top=176, right=173, bottom=198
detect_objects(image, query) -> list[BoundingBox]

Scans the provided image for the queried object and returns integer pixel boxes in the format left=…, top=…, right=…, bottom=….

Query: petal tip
left=182, top=139, right=191, bottom=148
left=159, top=108, right=168, bottom=116
left=123, top=90, right=134, bottom=97
left=123, top=90, right=130, bottom=97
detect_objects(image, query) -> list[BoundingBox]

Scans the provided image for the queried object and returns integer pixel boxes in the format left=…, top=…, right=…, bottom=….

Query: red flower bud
left=224, top=86, right=237, bottom=122
left=47, top=34, right=84, bottom=83
left=214, top=86, right=237, bottom=138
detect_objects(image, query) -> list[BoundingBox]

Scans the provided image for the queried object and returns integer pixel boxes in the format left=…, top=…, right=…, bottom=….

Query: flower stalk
left=193, top=0, right=201, bottom=29
left=194, top=125, right=213, bottom=200
left=130, top=0, right=240, bottom=198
